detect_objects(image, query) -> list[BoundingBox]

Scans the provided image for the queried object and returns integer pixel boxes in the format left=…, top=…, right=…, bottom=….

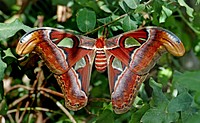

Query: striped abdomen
left=95, top=50, right=107, bottom=72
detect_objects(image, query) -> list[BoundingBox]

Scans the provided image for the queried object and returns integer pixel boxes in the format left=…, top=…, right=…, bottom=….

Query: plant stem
left=177, top=9, right=200, bottom=35
left=40, top=91, right=77, bottom=123
left=84, top=13, right=128, bottom=35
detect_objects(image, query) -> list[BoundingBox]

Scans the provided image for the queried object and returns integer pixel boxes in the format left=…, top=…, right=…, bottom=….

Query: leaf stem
left=177, top=9, right=200, bottom=35
left=83, top=0, right=153, bottom=36
left=84, top=13, right=128, bottom=35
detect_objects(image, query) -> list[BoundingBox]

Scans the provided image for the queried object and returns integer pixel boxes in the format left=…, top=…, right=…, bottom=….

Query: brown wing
left=105, top=27, right=185, bottom=114
left=16, top=27, right=96, bottom=111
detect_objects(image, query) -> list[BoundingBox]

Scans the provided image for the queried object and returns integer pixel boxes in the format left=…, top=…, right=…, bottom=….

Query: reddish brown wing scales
left=54, top=68, right=88, bottom=111
left=107, top=55, right=148, bottom=114
left=16, top=28, right=95, bottom=111
left=106, top=27, right=185, bottom=114
left=106, top=29, right=149, bottom=67
left=111, top=68, right=147, bottom=114
left=53, top=54, right=94, bottom=110
left=128, top=28, right=185, bottom=75
left=16, top=27, right=185, bottom=114
left=35, top=40, right=69, bottom=74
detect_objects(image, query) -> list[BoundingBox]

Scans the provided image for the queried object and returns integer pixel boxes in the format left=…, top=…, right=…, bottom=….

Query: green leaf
left=76, top=0, right=100, bottom=12
left=159, top=6, right=172, bottom=23
left=162, top=6, right=172, bottom=17
left=181, top=108, right=199, bottom=123
left=52, top=0, right=71, bottom=5
left=96, top=109, right=114, bottom=123
left=97, top=16, right=112, bottom=24
left=124, top=0, right=139, bottom=9
left=167, top=92, right=193, bottom=113
left=178, top=0, right=194, bottom=18
left=158, top=67, right=172, bottom=86
left=184, top=112, right=200, bottom=123
left=0, top=99, right=8, bottom=115
left=0, top=19, right=32, bottom=41
left=86, top=1, right=101, bottom=13
left=129, top=104, right=150, bottom=123
left=142, top=108, right=165, bottom=123
left=194, top=92, right=200, bottom=105
left=0, top=55, right=7, bottom=82
left=122, top=15, right=137, bottom=31
left=141, top=106, right=179, bottom=123
left=149, top=78, right=169, bottom=106
left=3, top=48, right=16, bottom=58
left=75, top=0, right=88, bottom=5
left=141, top=78, right=180, bottom=123
left=135, top=4, right=145, bottom=13
left=119, top=1, right=129, bottom=12
left=97, top=1, right=112, bottom=13
left=76, top=8, right=96, bottom=32
left=196, top=0, right=200, bottom=4
left=0, top=81, right=3, bottom=101
left=173, top=71, right=200, bottom=92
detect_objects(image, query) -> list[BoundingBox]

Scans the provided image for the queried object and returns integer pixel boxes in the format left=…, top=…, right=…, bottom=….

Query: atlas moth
left=16, top=26, right=185, bottom=114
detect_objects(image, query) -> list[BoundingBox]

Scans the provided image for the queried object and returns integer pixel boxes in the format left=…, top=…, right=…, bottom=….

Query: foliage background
left=0, top=0, right=200, bottom=122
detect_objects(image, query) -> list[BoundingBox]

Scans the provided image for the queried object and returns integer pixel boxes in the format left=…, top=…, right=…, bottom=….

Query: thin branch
left=8, top=94, right=29, bottom=109
left=15, top=101, right=21, bottom=123
left=7, top=114, right=15, bottom=123
left=40, top=91, right=76, bottom=123
left=144, top=0, right=153, bottom=5
left=84, top=107, right=97, bottom=116
left=5, top=85, right=33, bottom=95
left=18, top=101, right=30, bottom=123
left=83, top=13, right=128, bottom=35
left=56, top=101, right=77, bottom=123
left=31, top=71, right=40, bottom=92
left=38, top=87, right=64, bottom=98
left=7, top=107, right=54, bottom=114
left=45, top=72, right=54, bottom=81
left=83, top=0, right=153, bottom=36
